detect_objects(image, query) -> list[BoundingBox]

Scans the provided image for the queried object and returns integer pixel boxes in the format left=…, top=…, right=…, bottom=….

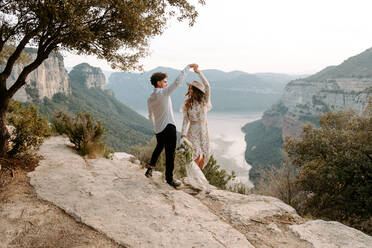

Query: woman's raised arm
left=195, top=68, right=212, bottom=111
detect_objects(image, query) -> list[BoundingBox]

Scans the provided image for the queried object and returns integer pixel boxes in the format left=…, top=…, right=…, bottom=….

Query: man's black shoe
left=145, top=168, right=152, bottom=178
left=167, top=179, right=181, bottom=188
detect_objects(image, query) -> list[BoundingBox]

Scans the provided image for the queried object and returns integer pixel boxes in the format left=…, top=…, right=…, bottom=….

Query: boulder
left=290, top=220, right=372, bottom=248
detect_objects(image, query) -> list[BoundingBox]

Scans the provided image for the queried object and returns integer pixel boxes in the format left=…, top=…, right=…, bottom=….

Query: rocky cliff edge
left=18, top=137, right=372, bottom=248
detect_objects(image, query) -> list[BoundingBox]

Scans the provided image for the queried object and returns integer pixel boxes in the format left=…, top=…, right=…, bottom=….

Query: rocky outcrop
left=5, top=49, right=70, bottom=102
left=29, top=137, right=253, bottom=248
left=279, top=78, right=372, bottom=138
left=28, top=136, right=372, bottom=248
left=69, top=63, right=105, bottom=90
left=261, top=48, right=372, bottom=140
left=290, top=220, right=372, bottom=248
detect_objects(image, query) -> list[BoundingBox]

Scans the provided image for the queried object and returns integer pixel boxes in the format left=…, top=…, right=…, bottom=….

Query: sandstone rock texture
left=5, top=50, right=70, bottom=102
left=290, top=220, right=372, bottom=248
left=280, top=79, right=372, bottom=139
left=28, top=137, right=372, bottom=248
left=260, top=48, right=372, bottom=139
left=29, top=137, right=252, bottom=248
left=261, top=78, right=372, bottom=140
left=69, top=63, right=106, bottom=90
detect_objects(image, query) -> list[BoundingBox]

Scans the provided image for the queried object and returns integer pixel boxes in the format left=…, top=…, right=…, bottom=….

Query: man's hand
left=189, top=63, right=198, bottom=70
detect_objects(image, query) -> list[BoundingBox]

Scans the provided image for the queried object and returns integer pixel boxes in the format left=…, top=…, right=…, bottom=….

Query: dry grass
left=0, top=156, right=125, bottom=248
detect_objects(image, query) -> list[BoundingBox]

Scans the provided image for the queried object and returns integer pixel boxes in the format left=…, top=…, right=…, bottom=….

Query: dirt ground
left=0, top=157, right=125, bottom=248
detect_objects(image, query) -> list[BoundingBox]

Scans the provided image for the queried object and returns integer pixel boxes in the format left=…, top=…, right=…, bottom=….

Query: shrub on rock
left=52, top=111, right=112, bottom=158
left=6, top=100, right=51, bottom=156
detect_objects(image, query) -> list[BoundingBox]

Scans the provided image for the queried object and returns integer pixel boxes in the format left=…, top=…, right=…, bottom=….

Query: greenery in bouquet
left=175, top=137, right=194, bottom=163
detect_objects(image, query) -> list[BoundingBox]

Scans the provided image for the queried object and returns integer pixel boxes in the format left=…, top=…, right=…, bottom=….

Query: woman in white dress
left=180, top=65, right=212, bottom=185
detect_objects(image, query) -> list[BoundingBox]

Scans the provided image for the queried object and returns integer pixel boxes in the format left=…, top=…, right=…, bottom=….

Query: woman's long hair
left=184, top=85, right=206, bottom=111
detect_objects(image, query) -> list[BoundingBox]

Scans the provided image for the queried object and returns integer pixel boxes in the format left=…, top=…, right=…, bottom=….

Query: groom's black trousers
left=150, top=124, right=177, bottom=183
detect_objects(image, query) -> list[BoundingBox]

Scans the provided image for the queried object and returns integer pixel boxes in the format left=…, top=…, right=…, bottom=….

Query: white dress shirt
left=147, top=65, right=190, bottom=134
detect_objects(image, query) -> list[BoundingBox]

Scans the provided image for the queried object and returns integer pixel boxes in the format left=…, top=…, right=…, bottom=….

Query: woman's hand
left=193, top=64, right=200, bottom=74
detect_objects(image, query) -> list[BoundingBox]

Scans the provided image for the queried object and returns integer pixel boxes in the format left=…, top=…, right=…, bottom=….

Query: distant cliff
left=244, top=48, right=372, bottom=182
left=69, top=63, right=105, bottom=90
left=270, top=78, right=372, bottom=139
left=267, top=48, right=372, bottom=139
left=6, top=48, right=70, bottom=102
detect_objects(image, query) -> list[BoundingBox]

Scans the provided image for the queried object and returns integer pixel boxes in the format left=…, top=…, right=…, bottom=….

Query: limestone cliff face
left=69, top=63, right=105, bottom=90
left=280, top=78, right=372, bottom=138
left=262, top=48, right=372, bottom=140
left=5, top=50, right=70, bottom=102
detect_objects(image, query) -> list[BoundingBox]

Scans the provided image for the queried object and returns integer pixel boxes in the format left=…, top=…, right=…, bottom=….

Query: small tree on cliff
left=0, top=0, right=205, bottom=157
left=285, top=110, right=372, bottom=227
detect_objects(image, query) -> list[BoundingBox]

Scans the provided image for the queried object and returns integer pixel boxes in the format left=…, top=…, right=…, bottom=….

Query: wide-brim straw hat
left=186, top=80, right=205, bottom=93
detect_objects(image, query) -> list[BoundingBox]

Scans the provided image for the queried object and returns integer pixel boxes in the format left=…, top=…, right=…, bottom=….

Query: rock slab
left=28, top=136, right=372, bottom=248
left=29, top=137, right=253, bottom=248
left=290, top=220, right=372, bottom=248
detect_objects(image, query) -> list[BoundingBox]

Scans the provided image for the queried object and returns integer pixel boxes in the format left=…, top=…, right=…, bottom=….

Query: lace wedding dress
left=179, top=137, right=209, bottom=187
left=181, top=71, right=212, bottom=186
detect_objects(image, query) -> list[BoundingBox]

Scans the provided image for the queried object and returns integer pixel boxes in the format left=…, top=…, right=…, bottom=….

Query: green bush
left=285, top=110, right=372, bottom=234
left=6, top=100, right=51, bottom=156
left=52, top=111, right=113, bottom=158
left=227, top=180, right=250, bottom=195
left=202, top=156, right=233, bottom=190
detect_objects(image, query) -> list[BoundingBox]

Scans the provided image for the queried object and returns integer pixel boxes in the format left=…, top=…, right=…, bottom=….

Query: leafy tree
left=6, top=99, right=51, bottom=156
left=285, top=110, right=372, bottom=229
left=0, top=0, right=205, bottom=157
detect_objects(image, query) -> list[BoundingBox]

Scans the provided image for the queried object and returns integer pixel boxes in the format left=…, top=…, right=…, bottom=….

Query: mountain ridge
left=107, top=67, right=299, bottom=112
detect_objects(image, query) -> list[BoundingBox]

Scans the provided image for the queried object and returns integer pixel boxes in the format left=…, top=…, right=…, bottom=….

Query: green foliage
left=25, top=81, right=40, bottom=101
left=52, top=111, right=112, bottom=158
left=285, top=110, right=372, bottom=234
left=227, top=180, right=250, bottom=195
left=6, top=100, right=51, bottom=156
left=0, top=43, right=32, bottom=65
left=1, top=0, right=204, bottom=71
left=202, top=156, right=234, bottom=190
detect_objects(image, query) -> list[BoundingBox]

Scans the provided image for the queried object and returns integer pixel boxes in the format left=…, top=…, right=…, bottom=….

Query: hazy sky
left=63, top=0, right=372, bottom=75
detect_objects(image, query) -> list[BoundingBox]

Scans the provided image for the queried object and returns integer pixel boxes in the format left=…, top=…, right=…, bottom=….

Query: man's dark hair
left=150, top=72, right=167, bottom=87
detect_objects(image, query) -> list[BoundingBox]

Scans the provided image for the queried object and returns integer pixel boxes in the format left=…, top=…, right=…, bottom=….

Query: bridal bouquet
left=176, top=137, right=194, bottom=163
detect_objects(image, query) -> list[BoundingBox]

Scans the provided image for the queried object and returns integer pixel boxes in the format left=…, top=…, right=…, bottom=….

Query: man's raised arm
left=163, top=64, right=197, bottom=96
